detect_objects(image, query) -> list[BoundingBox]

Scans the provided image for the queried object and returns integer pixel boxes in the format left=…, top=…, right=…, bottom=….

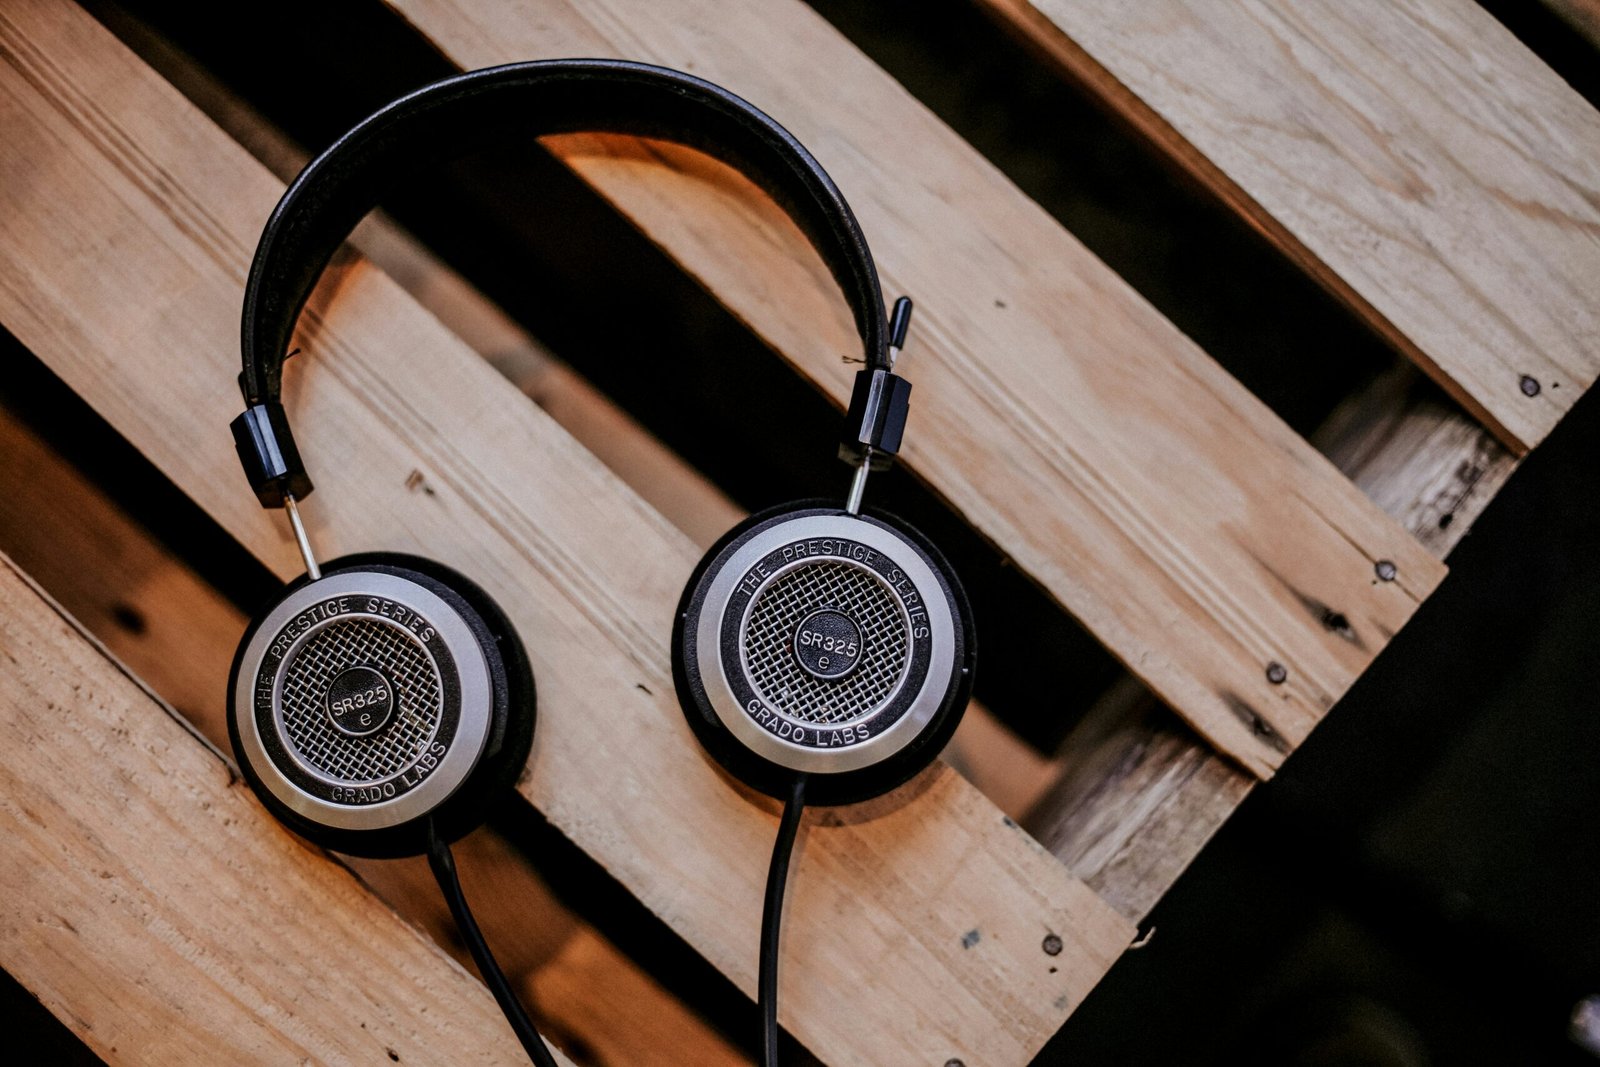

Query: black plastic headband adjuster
left=231, top=402, right=312, bottom=508
left=839, top=368, right=912, bottom=469
left=839, top=296, right=914, bottom=470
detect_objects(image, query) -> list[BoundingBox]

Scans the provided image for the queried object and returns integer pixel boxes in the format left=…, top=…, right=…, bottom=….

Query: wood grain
left=530, top=928, right=745, bottom=1067
left=0, top=4, right=1133, bottom=1063
left=0, top=386, right=748, bottom=1066
left=984, top=0, right=1600, bottom=454
left=0, top=408, right=245, bottom=731
left=385, top=0, right=1445, bottom=776
left=0, top=550, right=560, bottom=1065
left=1027, top=371, right=1516, bottom=922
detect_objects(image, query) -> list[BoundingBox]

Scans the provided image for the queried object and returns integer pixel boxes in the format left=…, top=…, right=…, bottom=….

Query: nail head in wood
left=1265, top=661, right=1288, bottom=685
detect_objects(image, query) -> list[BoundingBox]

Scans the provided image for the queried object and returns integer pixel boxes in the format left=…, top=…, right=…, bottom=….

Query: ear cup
left=228, top=554, right=535, bottom=858
left=673, top=502, right=975, bottom=806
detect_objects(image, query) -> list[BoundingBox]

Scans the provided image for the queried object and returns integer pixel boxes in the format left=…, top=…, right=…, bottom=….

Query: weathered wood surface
left=0, top=551, right=559, bottom=1065
left=0, top=4, right=1134, bottom=1063
left=0, top=402, right=746, bottom=1066
left=1025, top=369, right=1515, bottom=921
left=384, top=0, right=1446, bottom=776
left=1313, top=367, right=1516, bottom=557
left=984, top=0, right=1600, bottom=455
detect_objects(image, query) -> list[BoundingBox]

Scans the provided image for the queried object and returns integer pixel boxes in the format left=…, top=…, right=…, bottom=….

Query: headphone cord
left=760, top=774, right=808, bottom=1067
left=425, top=821, right=560, bottom=1067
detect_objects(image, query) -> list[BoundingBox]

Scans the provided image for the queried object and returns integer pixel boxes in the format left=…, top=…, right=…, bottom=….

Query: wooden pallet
left=0, top=0, right=1592, bottom=1062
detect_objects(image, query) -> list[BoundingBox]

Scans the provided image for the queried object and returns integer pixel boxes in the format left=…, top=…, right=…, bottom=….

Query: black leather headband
left=240, top=58, right=888, bottom=405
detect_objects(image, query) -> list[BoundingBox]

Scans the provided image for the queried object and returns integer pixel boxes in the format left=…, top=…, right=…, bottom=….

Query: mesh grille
left=742, top=561, right=909, bottom=725
left=279, top=618, right=442, bottom=783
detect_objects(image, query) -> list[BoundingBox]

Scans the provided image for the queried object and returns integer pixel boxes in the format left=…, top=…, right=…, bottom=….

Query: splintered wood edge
left=385, top=0, right=1448, bottom=777
left=0, top=5, right=1133, bottom=1063
left=0, top=550, right=561, bottom=1065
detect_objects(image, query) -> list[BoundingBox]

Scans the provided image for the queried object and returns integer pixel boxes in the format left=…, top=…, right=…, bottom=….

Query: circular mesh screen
left=279, top=618, right=442, bottom=783
left=742, top=561, right=910, bottom=724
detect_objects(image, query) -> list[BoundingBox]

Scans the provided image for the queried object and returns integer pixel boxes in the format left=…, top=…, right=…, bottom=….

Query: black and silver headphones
left=223, top=59, right=974, bottom=1066
left=653, top=68, right=975, bottom=1067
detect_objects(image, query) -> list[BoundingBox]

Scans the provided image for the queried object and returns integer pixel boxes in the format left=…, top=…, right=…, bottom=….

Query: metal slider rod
left=845, top=450, right=873, bottom=515
left=283, top=493, right=321, bottom=581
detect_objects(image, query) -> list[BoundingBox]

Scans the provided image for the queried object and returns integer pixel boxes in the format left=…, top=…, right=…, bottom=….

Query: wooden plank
left=530, top=928, right=745, bottom=1067
left=981, top=0, right=1600, bottom=454
left=0, top=550, right=557, bottom=1065
left=0, top=4, right=1134, bottom=1063
left=0, top=400, right=748, bottom=1066
left=1027, top=372, right=1516, bottom=921
left=0, top=407, right=245, bottom=731
left=1025, top=686, right=1253, bottom=923
left=384, top=0, right=1445, bottom=777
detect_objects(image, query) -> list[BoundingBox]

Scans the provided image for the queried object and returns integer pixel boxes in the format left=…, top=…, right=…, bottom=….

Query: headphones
left=224, top=59, right=974, bottom=1065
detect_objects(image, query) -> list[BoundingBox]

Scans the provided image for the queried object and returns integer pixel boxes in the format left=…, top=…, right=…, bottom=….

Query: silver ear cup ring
left=231, top=569, right=493, bottom=833
left=675, top=504, right=973, bottom=804
left=693, top=513, right=956, bottom=774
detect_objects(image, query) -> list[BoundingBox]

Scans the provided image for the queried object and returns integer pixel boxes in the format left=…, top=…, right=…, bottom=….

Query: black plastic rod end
left=888, top=296, right=913, bottom=352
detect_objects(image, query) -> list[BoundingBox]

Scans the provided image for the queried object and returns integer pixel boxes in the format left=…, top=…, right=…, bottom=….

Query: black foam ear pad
left=227, top=554, right=535, bottom=858
left=673, top=502, right=975, bottom=806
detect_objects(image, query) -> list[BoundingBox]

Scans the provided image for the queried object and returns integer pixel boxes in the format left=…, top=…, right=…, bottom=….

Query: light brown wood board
left=981, top=0, right=1600, bottom=455
left=0, top=550, right=565, bottom=1065
left=0, top=3, right=1134, bottom=1063
left=1026, top=366, right=1516, bottom=922
left=381, top=0, right=1446, bottom=776
left=0, top=402, right=748, bottom=1066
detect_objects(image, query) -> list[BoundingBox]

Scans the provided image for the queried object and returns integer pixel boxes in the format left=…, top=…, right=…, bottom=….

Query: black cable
left=425, top=821, right=560, bottom=1067
left=760, top=773, right=808, bottom=1067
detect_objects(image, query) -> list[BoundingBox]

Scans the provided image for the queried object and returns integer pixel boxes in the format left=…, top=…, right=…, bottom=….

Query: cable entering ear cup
left=673, top=504, right=974, bottom=806
left=227, top=554, right=534, bottom=858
